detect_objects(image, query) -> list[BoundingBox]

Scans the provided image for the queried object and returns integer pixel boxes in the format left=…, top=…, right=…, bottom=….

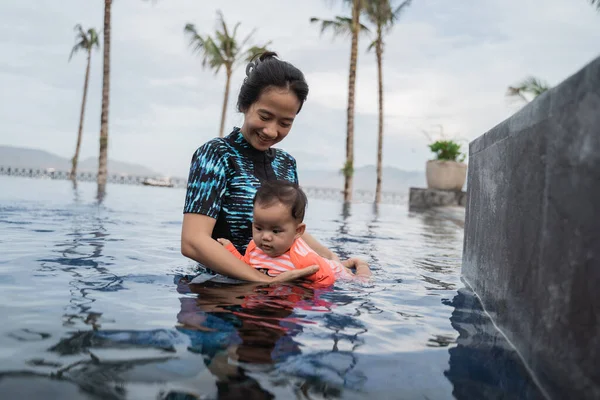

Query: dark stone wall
left=462, top=56, right=600, bottom=400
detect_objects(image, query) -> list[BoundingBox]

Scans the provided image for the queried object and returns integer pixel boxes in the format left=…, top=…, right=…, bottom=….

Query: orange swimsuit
left=225, top=238, right=354, bottom=286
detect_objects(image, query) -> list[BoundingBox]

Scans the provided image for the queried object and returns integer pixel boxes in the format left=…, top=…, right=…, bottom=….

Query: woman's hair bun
left=245, top=51, right=279, bottom=77
left=257, top=51, right=278, bottom=62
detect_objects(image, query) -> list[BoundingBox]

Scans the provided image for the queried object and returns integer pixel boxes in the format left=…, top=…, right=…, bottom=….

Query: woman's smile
left=256, top=131, right=275, bottom=144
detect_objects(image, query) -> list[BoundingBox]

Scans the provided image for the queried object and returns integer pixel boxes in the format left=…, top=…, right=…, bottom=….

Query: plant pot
left=426, top=160, right=467, bottom=191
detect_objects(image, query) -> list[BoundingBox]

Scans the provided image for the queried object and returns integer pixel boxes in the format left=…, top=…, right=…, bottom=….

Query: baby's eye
left=255, top=227, right=262, bottom=231
left=273, top=229, right=282, bottom=234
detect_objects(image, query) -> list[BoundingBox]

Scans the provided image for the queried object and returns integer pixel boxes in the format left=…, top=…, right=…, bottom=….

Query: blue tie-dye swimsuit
left=183, top=127, right=298, bottom=254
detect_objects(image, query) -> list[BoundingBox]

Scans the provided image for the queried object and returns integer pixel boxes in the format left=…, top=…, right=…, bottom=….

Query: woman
left=181, top=52, right=338, bottom=283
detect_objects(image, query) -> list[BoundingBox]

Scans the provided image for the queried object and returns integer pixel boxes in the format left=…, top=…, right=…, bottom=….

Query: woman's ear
left=295, top=222, right=306, bottom=239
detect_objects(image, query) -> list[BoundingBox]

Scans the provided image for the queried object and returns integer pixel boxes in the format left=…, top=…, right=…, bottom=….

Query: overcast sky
left=1, top=0, right=598, bottom=176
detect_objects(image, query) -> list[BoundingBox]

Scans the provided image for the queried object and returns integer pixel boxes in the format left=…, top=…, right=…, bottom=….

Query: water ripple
left=0, top=177, right=544, bottom=400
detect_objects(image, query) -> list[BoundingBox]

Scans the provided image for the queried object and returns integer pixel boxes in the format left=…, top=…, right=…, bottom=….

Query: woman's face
left=240, top=87, right=301, bottom=151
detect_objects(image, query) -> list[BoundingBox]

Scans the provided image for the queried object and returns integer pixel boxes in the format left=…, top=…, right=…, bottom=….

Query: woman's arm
left=182, top=214, right=318, bottom=283
left=302, top=232, right=340, bottom=262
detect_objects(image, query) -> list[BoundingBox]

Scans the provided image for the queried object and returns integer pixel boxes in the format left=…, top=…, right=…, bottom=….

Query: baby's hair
left=253, top=180, right=308, bottom=222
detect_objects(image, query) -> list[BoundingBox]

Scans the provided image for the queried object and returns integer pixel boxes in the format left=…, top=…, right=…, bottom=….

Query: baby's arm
left=217, top=238, right=244, bottom=261
left=342, top=257, right=372, bottom=278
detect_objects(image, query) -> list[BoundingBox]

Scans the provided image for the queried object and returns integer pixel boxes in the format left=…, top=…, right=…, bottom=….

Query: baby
left=217, top=180, right=371, bottom=285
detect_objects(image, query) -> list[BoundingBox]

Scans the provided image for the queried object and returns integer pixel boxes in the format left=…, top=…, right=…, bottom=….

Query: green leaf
left=428, top=140, right=465, bottom=162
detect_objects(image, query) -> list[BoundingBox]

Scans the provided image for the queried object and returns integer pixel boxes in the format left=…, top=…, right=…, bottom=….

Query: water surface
left=0, top=176, right=542, bottom=399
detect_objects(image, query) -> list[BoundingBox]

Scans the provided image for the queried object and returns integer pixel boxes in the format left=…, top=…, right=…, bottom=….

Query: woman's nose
left=262, top=123, right=278, bottom=139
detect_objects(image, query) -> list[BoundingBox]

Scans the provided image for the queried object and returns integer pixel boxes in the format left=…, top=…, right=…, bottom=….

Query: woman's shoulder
left=272, top=147, right=297, bottom=164
left=191, top=136, right=232, bottom=160
left=196, top=136, right=228, bottom=151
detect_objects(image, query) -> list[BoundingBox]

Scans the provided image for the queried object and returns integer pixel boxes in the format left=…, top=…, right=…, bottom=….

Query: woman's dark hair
left=237, top=51, right=309, bottom=114
left=253, top=180, right=308, bottom=222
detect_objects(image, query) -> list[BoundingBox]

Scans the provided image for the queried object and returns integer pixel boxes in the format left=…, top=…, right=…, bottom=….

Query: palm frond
left=184, top=24, right=206, bottom=54
left=506, top=86, right=529, bottom=103
left=506, top=76, right=551, bottom=103
left=185, top=11, right=266, bottom=75
left=203, top=36, right=226, bottom=73
left=310, top=15, right=368, bottom=38
left=367, top=39, right=377, bottom=52
left=365, top=0, right=412, bottom=32
left=310, top=17, right=350, bottom=37
left=243, top=44, right=271, bottom=63
left=239, top=27, right=257, bottom=53
left=69, top=24, right=100, bottom=61
left=391, top=0, right=412, bottom=22
left=591, top=0, right=600, bottom=11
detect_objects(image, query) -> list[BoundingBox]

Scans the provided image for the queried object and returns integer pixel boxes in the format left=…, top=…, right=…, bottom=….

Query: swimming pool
left=0, top=176, right=543, bottom=399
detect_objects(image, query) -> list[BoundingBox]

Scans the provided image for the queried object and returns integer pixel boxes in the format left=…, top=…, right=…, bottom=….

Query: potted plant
left=426, top=140, right=467, bottom=191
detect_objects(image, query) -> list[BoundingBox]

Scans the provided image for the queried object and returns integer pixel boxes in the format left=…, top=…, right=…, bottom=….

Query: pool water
left=0, top=176, right=543, bottom=399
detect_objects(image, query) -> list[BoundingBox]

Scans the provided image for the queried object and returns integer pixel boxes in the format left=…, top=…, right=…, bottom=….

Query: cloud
left=0, top=0, right=598, bottom=178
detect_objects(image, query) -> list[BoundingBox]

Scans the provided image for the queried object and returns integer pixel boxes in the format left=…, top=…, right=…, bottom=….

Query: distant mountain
left=298, top=165, right=425, bottom=193
left=1, top=145, right=425, bottom=191
left=0, top=145, right=158, bottom=176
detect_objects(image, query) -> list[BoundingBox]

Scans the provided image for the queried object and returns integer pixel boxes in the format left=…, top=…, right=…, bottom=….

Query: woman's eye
left=259, top=115, right=269, bottom=121
left=280, top=122, right=291, bottom=128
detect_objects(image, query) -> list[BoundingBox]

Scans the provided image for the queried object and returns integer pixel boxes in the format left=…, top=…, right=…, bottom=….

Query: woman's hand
left=217, top=238, right=232, bottom=247
left=269, top=265, right=319, bottom=283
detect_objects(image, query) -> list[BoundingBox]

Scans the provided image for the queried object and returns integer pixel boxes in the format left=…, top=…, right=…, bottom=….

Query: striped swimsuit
left=183, top=127, right=298, bottom=255
left=224, top=238, right=355, bottom=286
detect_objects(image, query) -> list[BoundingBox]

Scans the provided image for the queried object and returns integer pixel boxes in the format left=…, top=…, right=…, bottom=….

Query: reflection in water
left=177, top=281, right=309, bottom=364
left=411, top=209, right=461, bottom=292
left=172, top=280, right=317, bottom=399
left=445, top=288, right=544, bottom=400
left=42, top=213, right=121, bottom=330
left=32, top=189, right=124, bottom=364
left=330, top=202, right=352, bottom=261
left=364, top=204, right=380, bottom=266
left=415, top=209, right=460, bottom=241
left=97, top=182, right=106, bottom=204
left=38, top=279, right=370, bottom=399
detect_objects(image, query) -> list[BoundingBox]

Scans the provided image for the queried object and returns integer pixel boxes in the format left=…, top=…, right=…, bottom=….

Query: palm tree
left=184, top=11, right=270, bottom=138
left=311, top=0, right=370, bottom=202
left=69, top=25, right=100, bottom=181
left=97, top=0, right=112, bottom=197
left=591, top=0, right=600, bottom=11
left=96, top=0, right=156, bottom=199
left=506, top=76, right=551, bottom=103
left=365, top=0, right=411, bottom=204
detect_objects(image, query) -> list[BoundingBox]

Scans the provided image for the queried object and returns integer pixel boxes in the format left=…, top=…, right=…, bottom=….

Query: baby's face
left=252, top=201, right=302, bottom=257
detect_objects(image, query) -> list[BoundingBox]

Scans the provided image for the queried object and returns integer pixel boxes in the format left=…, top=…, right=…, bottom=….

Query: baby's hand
left=342, top=257, right=365, bottom=269
left=342, top=257, right=372, bottom=277
left=217, top=238, right=232, bottom=247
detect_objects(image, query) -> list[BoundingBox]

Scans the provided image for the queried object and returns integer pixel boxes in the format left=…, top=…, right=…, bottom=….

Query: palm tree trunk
left=218, top=67, right=232, bottom=138
left=71, top=50, right=92, bottom=181
left=344, top=0, right=361, bottom=203
left=375, top=30, right=384, bottom=204
left=98, top=0, right=112, bottom=197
